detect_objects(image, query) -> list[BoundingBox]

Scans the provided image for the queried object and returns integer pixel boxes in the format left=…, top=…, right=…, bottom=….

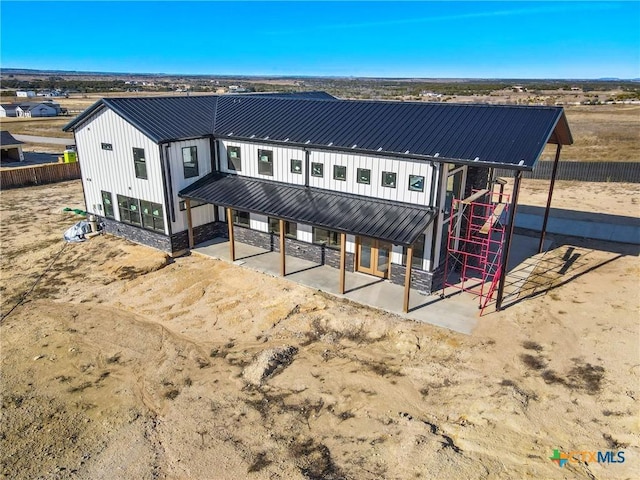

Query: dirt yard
left=1, top=180, right=638, bottom=479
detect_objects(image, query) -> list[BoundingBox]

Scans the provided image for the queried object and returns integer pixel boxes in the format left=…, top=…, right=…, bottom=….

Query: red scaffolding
left=442, top=188, right=511, bottom=315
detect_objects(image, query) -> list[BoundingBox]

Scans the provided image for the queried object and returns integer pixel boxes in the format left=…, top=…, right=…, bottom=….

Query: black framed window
left=182, top=146, right=199, bottom=178
left=291, top=159, right=302, bottom=174
left=333, top=165, right=346, bottom=181
left=357, top=168, right=371, bottom=184
left=178, top=199, right=207, bottom=211
left=313, top=227, right=340, bottom=249
left=311, top=162, right=323, bottom=177
left=101, top=142, right=113, bottom=151
left=233, top=210, right=250, bottom=227
left=117, top=195, right=141, bottom=226
left=408, top=175, right=425, bottom=192
left=402, top=234, right=426, bottom=270
left=258, top=149, right=273, bottom=176
left=269, top=218, right=297, bottom=238
left=381, top=171, right=397, bottom=188
left=101, top=191, right=114, bottom=219
left=141, top=201, right=165, bottom=233
left=227, top=146, right=241, bottom=171
left=133, top=147, right=147, bottom=179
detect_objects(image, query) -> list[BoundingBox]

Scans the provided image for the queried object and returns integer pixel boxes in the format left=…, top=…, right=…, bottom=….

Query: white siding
left=250, top=213, right=269, bottom=232
left=74, top=108, right=167, bottom=232
left=166, top=138, right=216, bottom=231
left=219, top=140, right=306, bottom=185
left=297, top=223, right=313, bottom=243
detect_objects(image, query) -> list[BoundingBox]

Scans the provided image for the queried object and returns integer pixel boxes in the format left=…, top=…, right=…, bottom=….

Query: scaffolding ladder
left=442, top=188, right=510, bottom=315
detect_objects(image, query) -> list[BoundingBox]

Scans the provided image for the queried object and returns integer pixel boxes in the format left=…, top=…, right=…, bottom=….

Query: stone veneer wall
left=101, top=217, right=173, bottom=253
left=388, top=263, right=434, bottom=294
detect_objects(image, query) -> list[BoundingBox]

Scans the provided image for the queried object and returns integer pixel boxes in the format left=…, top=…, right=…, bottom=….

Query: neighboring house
left=0, top=104, right=18, bottom=117
left=0, top=131, right=25, bottom=162
left=64, top=92, right=572, bottom=307
left=16, top=90, right=35, bottom=98
left=15, top=101, right=61, bottom=117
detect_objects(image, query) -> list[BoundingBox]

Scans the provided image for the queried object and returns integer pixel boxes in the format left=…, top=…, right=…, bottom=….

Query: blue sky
left=1, top=1, right=639, bottom=78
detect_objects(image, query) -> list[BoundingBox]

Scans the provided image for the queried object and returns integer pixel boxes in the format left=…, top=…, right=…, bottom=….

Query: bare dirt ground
left=1, top=180, right=638, bottom=480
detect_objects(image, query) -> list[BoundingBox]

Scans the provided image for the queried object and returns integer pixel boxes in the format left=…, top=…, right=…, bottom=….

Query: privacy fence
left=1, top=162, right=81, bottom=189
left=496, top=161, right=640, bottom=183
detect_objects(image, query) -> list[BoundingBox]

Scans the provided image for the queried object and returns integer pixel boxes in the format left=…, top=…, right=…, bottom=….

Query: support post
left=496, top=171, right=523, bottom=311
left=538, top=144, right=562, bottom=253
left=339, top=233, right=346, bottom=294
left=226, top=207, right=235, bottom=262
left=279, top=219, right=286, bottom=276
left=185, top=199, right=194, bottom=249
left=404, top=246, right=413, bottom=313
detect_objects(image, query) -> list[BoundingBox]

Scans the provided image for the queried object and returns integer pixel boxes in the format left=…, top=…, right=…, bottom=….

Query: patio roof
left=179, top=173, right=436, bottom=246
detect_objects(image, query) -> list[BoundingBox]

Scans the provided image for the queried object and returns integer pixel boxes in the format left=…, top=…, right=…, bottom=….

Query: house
left=16, top=90, right=35, bottom=98
left=15, top=101, right=61, bottom=117
left=0, top=104, right=18, bottom=117
left=64, top=92, right=572, bottom=311
left=0, top=131, right=25, bottom=162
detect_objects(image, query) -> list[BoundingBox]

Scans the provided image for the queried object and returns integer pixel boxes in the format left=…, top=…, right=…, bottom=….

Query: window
left=178, top=199, right=207, bottom=211
left=133, top=147, right=147, bottom=179
left=141, top=201, right=165, bottom=233
left=357, top=168, right=370, bottom=184
left=101, top=143, right=113, bottom=151
left=408, top=175, right=425, bottom=192
left=117, top=195, right=141, bottom=226
left=381, top=171, right=397, bottom=188
left=313, top=227, right=340, bottom=249
left=269, top=218, right=297, bottom=238
left=402, top=234, right=425, bottom=270
left=445, top=169, right=464, bottom=216
left=182, top=146, right=199, bottom=178
left=227, top=146, right=241, bottom=171
left=101, top=191, right=114, bottom=219
left=311, top=162, right=323, bottom=177
left=290, top=159, right=302, bottom=174
left=333, top=165, right=346, bottom=181
left=233, top=210, right=250, bottom=227
left=258, top=149, right=273, bottom=176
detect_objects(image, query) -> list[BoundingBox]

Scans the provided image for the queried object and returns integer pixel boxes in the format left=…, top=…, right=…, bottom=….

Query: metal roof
left=180, top=173, right=436, bottom=246
left=1, top=131, right=24, bottom=146
left=64, top=92, right=572, bottom=171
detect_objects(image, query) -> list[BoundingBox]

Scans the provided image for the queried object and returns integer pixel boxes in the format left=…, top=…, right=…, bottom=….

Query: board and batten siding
left=166, top=138, right=216, bottom=232
left=74, top=108, right=167, bottom=232
left=218, top=140, right=435, bottom=206
left=218, top=140, right=306, bottom=185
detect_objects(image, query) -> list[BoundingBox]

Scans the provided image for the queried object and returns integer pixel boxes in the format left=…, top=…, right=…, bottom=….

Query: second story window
left=311, top=162, right=323, bottom=177
left=408, top=175, right=425, bottom=192
left=133, top=147, right=147, bottom=179
left=357, top=168, right=371, bottom=184
left=182, top=146, right=199, bottom=178
left=101, top=142, right=113, bottom=151
left=258, top=149, right=273, bottom=176
left=333, top=165, right=346, bottom=181
left=291, top=159, right=302, bottom=174
left=381, top=171, right=397, bottom=188
left=227, top=146, right=242, bottom=171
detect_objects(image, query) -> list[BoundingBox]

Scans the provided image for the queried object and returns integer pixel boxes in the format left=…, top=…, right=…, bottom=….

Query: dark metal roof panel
left=180, top=173, right=435, bottom=246
left=1, top=130, right=24, bottom=146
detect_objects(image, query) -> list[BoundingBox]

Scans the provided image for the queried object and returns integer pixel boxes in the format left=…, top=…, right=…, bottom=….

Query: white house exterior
left=64, top=93, right=572, bottom=303
left=16, top=102, right=59, bottom=117
left=16, top=90, right=35, bottom=98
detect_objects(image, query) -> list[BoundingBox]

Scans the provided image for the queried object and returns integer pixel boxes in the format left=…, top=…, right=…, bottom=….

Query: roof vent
left=351, top=144, right=357, bottom=149
left=264, top=136, right=269, bottom=140
left=250, top=134, right=256, bottom=138
left=518, top=160, right=525, bottom=166
left=305, top=140, right=311, bottom=144
left=474, top=157, right=480, bottom=161
left=405, top=150, right=410, bottom=154
left=434, top=153, right=440, bottom=157
left=328, top=142, right=333, bottom=146
left=228, top=132, right=234, bottom=136
left=377, top=147, right=383, bottom=152
left=284, top=138, right=289, bottom=142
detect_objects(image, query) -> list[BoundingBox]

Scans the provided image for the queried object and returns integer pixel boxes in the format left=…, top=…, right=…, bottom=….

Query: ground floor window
left=141, top=201, right=165, bottom=233
left=402, top=234, right=425, bottom=270
left=313, top=227, right=340, bottom=249
left=179, top=199, right=207, bottom=211
left=101, top=191, right=114, bottom=219
left=269, top=217, right=297, bottom=238
left=117, top=195, right=141, bottom=226
left=233, top=210, right=250, bottom=227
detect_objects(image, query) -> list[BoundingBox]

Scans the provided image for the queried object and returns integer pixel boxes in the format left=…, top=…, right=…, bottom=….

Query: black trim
left=163, top=144, right=176, bottom=223
left=158, top=143, right=173, bottom=235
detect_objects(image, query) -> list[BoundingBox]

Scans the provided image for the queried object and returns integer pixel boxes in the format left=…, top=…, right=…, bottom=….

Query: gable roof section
left=1, top=131, right=24, bottom=146
left=64, top=93, right=572, bottom=171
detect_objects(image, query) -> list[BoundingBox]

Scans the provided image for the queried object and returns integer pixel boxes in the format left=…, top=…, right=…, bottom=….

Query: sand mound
left=242, top=346, right=298, bottom=385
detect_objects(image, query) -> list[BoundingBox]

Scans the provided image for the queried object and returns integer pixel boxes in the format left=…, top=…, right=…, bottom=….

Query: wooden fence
left=495, top=161, right=640, bottom=183
left=1, top=162, right=81, bottom=189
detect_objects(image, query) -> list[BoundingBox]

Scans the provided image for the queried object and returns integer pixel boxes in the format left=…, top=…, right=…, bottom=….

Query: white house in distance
left=64, top=92, right=572, bottom=311
left=16, top=90, right=36, bottom=98
left=15, top=101, right=61, bottom=117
